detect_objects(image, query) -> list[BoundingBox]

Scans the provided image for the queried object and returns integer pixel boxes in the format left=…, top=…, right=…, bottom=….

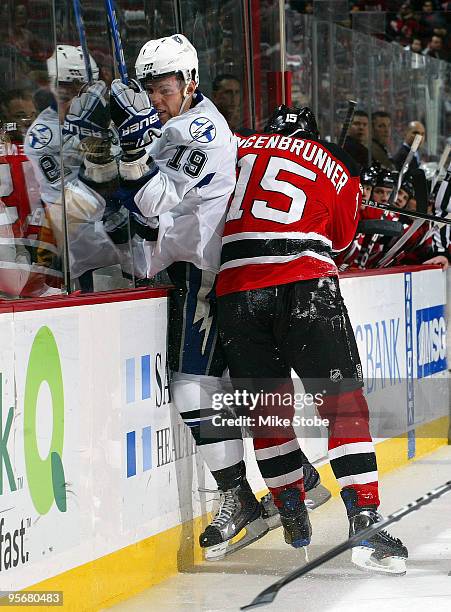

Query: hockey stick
left=338, top=100, right=357, bottom=148
left=431, top=144, right=451, bottom=193
left=389, top=133, right=422, bottom=207
left=377, top=145, right=451, bottom=268
left=73, top=0, right=93, bottom=84
left=241, top=480, right=451, bottom=610
left=103, top=0, right=139, bottom=287
left=362, top=200, right=451, bottom=225
left=104, top=0, right=129, bottom=84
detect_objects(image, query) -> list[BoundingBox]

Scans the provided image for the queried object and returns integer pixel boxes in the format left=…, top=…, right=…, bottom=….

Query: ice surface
left=109, top=446, right=451, bottom=612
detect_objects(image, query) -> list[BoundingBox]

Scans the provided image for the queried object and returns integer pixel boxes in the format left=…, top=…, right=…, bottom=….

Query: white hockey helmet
left=47, top=44, right=99, bottom=86
left=135, top=34, right=199, bottom=87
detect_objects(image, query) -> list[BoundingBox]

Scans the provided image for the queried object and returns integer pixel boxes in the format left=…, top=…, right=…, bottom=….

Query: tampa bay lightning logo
left=189, top=117, right=216, bottom=143
left=28, top=124, right=53, bottom=149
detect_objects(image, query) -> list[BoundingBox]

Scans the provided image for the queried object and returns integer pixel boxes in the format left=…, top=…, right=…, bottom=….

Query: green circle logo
left=24, top=326, right=66, bottom=514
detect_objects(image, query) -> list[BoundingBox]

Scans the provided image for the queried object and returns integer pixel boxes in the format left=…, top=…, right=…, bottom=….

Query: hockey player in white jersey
left=108, top=34, right=271, bottom=559
left=103, top=34, right=328, bottom=559
left=25, top=45, right=146, bottom=289
left=25, top=45, right=97, bottom=200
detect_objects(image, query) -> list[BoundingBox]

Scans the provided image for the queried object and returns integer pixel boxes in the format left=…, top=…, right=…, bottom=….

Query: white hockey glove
left=110, top=79, right=162, bottom=159
left=63, top=81, right=112, bottom=141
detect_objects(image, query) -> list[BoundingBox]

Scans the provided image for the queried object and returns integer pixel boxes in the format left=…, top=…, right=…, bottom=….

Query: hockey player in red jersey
left=216, top=105, right=408, bottom=573
left=387, top=176, right=449, bottom=269
left=335, top=163, right=379, bottom=270
left=340, top=167, right=401, bottom=269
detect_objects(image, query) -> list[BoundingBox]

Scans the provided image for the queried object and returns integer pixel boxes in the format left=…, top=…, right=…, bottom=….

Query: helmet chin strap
left=178, top=82, right=193, bottom=115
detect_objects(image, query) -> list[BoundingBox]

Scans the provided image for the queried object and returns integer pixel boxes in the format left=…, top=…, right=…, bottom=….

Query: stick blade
left=241, top=584, right=280, bottom=610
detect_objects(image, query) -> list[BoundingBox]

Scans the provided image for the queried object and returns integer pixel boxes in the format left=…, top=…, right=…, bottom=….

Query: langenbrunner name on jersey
left=238, top=135, right=349, bottom=194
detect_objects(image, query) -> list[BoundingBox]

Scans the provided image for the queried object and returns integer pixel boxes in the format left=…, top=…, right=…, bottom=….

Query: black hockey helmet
left=264, top=104, right=320, bottom=139
left=376, top=169, right=398, bottom=189
left=360, top=162, right=381, bottom=187
left=400, top=177, right=415, bottom=199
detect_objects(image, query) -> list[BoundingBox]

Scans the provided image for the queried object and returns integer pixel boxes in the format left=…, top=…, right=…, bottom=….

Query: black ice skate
left=278, top=489, right=312, bottom=548
left=200, top=482, right=268, bottom=560
left=342, top=490, right=408, bottom=575
left=260, top=492, right=282, bottom=530
left=303, top=461, right=332, bottom=510
left=260, top=462, right=331, bottom=531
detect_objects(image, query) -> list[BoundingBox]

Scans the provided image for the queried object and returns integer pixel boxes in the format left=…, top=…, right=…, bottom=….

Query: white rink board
left=0, top=297, right=213, bottom=591
left=0, top=267, right=448, bottom=589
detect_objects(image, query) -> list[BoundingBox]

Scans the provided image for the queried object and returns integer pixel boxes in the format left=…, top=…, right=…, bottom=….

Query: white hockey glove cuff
left=83, top=158, right=118, bottom=183
left=119, top=151, right=158, bottom=182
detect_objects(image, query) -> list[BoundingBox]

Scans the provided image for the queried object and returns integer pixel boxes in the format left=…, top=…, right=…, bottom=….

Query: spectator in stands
left=7, top=4, right=33, bottom=59
left=290, top=1, right=313, bottom=14
left=212, top=74, right=242, bottom=132
left=422, top=34, right=446, bottom=59
left=419, top=1, right=447, bottom=41
left=371, top=111, right=396, bottom=170
left=388, top=3, right=420, bottom=46
left=91, top=51, right=114, bottom=87
left=393, top=120, right=425, bottom=172
left=355, top=1, right=387, bottom=10
left=405, top=36, right=424, bottom=52
left=1, top=89, right=37, bottom=143
left=343, top=110, right=370, bottom=167
left=7, top=3, right=44, bottom=68
left=0, top=44, right=34, bottom=93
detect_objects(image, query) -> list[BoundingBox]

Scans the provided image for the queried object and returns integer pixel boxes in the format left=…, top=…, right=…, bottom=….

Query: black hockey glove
left=110, top=79, right=162, bottom=159
left=103, top=207, right=159, bottom=244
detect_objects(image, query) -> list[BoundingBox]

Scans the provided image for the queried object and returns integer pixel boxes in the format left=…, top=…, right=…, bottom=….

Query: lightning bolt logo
left=192, top=271, right=215, bottom=355
left=189, top=117, right=216, bottom=144
left=28, top=124, right=53, bottom=150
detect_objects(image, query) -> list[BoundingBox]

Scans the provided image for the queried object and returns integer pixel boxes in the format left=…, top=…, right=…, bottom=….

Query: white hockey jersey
left=135, top=92, right=237, bottom=276
left=24, top=105, right=146, bottom=280
left=24, top=105, right=83, bottom=206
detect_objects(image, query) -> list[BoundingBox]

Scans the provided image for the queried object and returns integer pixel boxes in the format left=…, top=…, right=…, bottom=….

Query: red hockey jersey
left=216, top=133, right=362, bottom=296
left=0, top=143, right=42, bottom=239
left=0, top=144, right=62, bottom=297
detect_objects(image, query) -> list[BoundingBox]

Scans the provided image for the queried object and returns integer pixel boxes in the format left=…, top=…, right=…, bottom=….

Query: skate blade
left=351, top=546, right=407, bottom=575
left=305, top=484, right=332, bottom=511
left=264, top=513, right=282, bottom=531
left=204, top=517, right=269, bottom=561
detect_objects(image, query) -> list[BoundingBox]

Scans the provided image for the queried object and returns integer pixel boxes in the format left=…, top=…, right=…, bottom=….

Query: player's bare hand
left=423, top=255, right=449, bottom=270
